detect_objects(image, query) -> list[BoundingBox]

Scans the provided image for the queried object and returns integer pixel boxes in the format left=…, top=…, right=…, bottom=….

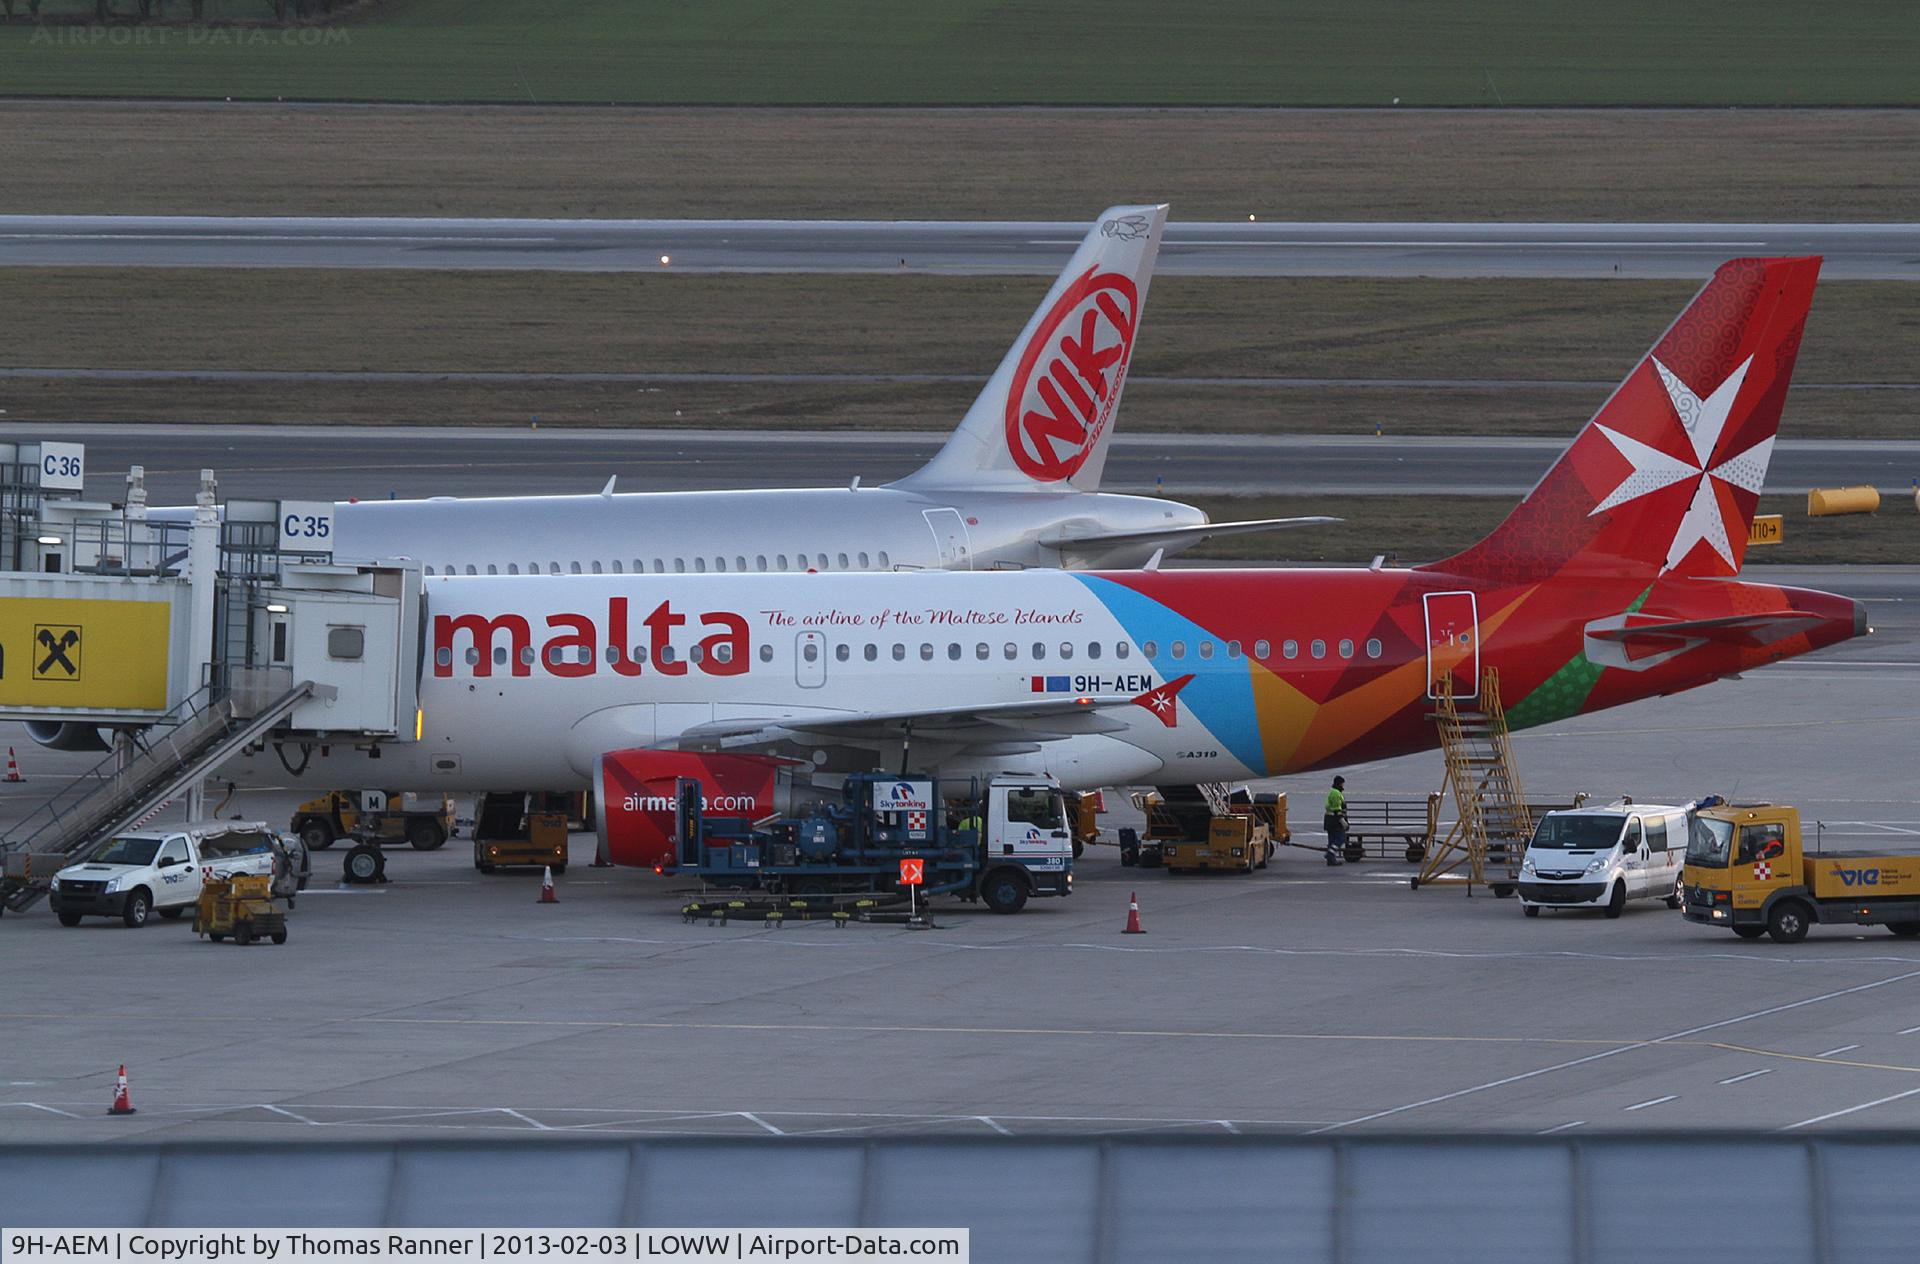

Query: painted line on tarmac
left=1817, top=1044, right=1863, bottom=1058
left=1306, top=966, right=1920, bottom=1134
left=1624, top=1095, right=1677, bottom=1112
left=1719, top=1069, right=1773, bottom=1085
left=1538, top=1120, right=1584, bottom=1134
left=1785, top=1086, right=1920, bottom=1129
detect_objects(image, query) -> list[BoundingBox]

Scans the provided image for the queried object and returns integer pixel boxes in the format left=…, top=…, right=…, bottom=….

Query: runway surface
left=14, top=423, right=1917, bottom=501
left=4, top=216, right=1917, bottom=278
left=0, top=564, right=1915, bottom=1141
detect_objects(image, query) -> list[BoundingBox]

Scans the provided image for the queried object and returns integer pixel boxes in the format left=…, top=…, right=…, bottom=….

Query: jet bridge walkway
left=0, top=673, right=317, bottom=912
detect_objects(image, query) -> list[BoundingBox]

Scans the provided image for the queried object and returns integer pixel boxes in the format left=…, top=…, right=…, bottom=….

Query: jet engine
left=23, top=721, right=111, bottom=752
left=593, top=750, right=807, bottom=870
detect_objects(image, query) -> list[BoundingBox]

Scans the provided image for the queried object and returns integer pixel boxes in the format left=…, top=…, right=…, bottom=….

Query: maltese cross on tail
left=1130, top=674, right=1195, bottom=728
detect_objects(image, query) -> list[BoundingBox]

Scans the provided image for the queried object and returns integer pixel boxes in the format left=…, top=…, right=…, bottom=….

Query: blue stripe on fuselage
left=1072, top=574, right=1265, bottom=773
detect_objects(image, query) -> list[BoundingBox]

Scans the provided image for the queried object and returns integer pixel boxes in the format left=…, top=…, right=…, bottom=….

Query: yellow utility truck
left=291, top=789, right=455, bottom=852
left=1681, top=799, right=1920, bottom=944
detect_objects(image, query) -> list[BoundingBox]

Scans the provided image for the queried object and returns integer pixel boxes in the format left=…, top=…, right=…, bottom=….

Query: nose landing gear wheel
left=343, top=844, right=387, bottom=885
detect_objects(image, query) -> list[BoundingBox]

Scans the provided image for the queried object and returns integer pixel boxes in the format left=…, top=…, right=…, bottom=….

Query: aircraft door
left=795, top=631, right=826, bottom=688
left=1423, top=591, right=1479, bottom=700
left=923, top=508, right=974, bottom=570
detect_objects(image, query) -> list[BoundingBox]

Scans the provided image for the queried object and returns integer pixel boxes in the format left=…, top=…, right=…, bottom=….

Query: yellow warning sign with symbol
left=0, top=598, right=170, bottom=710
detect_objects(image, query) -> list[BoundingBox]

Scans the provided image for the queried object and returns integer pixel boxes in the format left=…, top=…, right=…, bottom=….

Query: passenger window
left=1310, top=639, right=1326, bottom=659
left=1059, top=642, right=1074, bottom=660
left=865, top=644, right=878, bottom=662
left=520, top=646, right=535, bottom=666
left=486, top=564, right=498, bottom=576
left=757, top=555, right=768, bottom=571
left=835, top=643, right=849, bottom=662
left=507, top=564, right=519, bottom=575
left=1366, top=638, right=1382, bottom=659
left=776, top=554, right=788, bottom=570
left=817, top=553, right=829, bottom=570
left=858, top=552, right=870, bottom=568
left=674, top=559, right=686, bottom=573
left=1171, top=641, right=1186, bottom=660
left=633, top=645, right=648, bottom=664
left=758, top=645, right=773, bottom=663
left=893, top=644, right=906, bottom=661
left=494, top=647, right=508, bottom=666
left=1033, top=643, right=1047, bottom=660
left=1004, top=643, right=1018, bottom=660
left=424, top=566, right=435, bottom=577
left=976, top=643, right=990, bottom=660
left=838, top=553, right=850, bottom=569
left=1339, top=638, right=1354, bottom=658
left=947, top=643, right=962, bottom=661
left=1198, top=641, right=1213, bottom=660
left=1115, top=641, right=1129, bottom=659
left=921, top=644, right=935, bottom=661
left=714, top=557, right=726, bottom=573
left=653, top=558, right=665, bottom=573
left=878, top=551, right=891, bottom=569
left=736, top=556, right=747, bottom=572
left=1143, top=640, right=1158, bottom=657
left=1087, top=642, right=1102, bottom=660
left=695, top=558, right=707, bottom=573
left=569, top=561, right=581, bottom=574
left=1254, top=639, right=1270, bottom=659
left=465, top=648, right=480, bottom=666
left=1227, top=641, right=1242, bottom=659
left=1284, top=640, right=1299, bottom=659
left=590, top=561, right=603, bottom=575
left=659, top=646, right=677, bottom=665
left=802, top=644, right=819, bottom=663
left=434, top=646, right=452, bottom=668
left=1646, top=818, right=1668, bottom=852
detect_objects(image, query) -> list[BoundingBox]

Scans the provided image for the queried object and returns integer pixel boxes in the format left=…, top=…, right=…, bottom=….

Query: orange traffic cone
left=5, top=748, right=21, bottom=782
left=1123, top=891, right=1145, bottom=934
left=108, top=1065, right=136, bottom=1116
left=538, top=867, right=558, bottom=904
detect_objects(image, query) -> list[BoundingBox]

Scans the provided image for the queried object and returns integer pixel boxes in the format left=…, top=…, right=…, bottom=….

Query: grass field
left=1, top=269, right=1912, bottom=436
left=1181, top=494, right=1919, bottom=566
left=7, top=104, right=1918, bottom=222
left=2, top=1, right=1917, bottom=105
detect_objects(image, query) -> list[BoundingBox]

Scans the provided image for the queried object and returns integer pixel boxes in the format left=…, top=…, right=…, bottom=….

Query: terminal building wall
left=3, top=1135, right=1917, bottom=1262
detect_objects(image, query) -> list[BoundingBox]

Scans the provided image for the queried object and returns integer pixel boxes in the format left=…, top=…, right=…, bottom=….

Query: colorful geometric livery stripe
left=1072, top=574, right=1266, bottom=773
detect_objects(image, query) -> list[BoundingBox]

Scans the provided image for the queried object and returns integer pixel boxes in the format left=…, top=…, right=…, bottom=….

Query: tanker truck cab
left=1682, top=801, right=1920, bottom=943
left=1518, top=802, right=1689, bottom=919
left=975, top=778, right=1076, bottom=910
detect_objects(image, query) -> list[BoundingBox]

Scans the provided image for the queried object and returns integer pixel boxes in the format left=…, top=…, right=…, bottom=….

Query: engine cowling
left=23, top=721, right=110, bottom=752
left=593, top=750, right=804, bottom=870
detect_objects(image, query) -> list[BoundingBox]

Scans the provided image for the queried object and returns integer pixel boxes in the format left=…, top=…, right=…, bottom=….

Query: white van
left=48, top=821, right=307, bottom=928
left=1518, top=802, right=1690, bottom=918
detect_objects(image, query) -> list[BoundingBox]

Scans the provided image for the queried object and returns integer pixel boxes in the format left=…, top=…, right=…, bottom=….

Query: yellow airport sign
left=0, top=597, right=170, bottom=711
left=1748, top=514, right=1785, bottom=547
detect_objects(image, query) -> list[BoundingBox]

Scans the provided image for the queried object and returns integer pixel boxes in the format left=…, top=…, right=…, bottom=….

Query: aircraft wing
left=675, top=694, right=1141, bottom=751
left=1042, top=516, right=1340, bottom=553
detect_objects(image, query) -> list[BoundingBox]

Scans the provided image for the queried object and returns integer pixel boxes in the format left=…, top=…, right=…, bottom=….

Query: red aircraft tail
left=1427, top=257, right=1821, bottom=586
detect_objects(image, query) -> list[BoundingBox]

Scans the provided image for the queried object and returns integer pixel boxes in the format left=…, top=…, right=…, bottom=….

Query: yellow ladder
left=1415, top=668, right=1534, bottom=894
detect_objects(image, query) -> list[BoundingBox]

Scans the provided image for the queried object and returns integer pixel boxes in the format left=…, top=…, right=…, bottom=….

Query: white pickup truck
left=49, top=821, right=308, bottom=928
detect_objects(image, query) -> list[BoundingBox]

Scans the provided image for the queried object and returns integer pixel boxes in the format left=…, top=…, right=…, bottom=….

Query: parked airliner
left=233, top=257, right=1863, bottom=868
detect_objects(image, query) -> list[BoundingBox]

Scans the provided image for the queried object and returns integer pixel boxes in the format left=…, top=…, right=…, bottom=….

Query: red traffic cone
left=109, top=1065, right=136, bottom=1116
left=4, top=748, right=21, bottom=782
left=538, top=866, right=558, bottom=904
left=1122, top=891, right=1145, bottom=934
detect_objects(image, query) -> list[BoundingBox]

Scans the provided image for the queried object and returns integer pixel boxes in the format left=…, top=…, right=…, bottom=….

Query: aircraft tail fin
left=1425, top=256, right=1822, bottom=586
left=894, top=204, right=1167, bottom=492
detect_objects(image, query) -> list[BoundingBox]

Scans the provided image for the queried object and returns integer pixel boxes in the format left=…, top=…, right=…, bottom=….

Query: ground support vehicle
left=1683, top=801, right=1920, bottom=944
left=676, top=772, right=1072, bottom=919
left=1341, top=794, right=1442, bottom=864
left=1519, top=801, right=1690, bottom=919
left=48, top=822, right=301, bottom=928
left=471, top=792, right=570, bottom=876
left=1126, top=786, right=1287, bottom=874
left=291, top=789, right=454, bottom=852
left=0, top=851, right=69, bottom=918
left=193, top=873, right=288, bottom=946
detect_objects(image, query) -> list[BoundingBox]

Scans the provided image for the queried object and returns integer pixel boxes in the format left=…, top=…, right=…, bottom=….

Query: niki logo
left=1005, top=266, right=1140, bottom=482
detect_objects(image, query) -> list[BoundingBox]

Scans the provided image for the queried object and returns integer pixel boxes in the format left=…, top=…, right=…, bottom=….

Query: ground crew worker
left=1323, top=776, right=1349, bottom=866
left=958, top=806, right=984, bottom=836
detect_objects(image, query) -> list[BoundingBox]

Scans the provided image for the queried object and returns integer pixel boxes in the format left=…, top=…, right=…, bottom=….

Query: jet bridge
left=0, top=452, right=423, bottom=904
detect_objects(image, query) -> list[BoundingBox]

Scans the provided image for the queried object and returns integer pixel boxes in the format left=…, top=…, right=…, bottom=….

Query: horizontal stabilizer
left=1042, top=516, right=1341, bottom=553
left=1584, top=609, right=1827, bottom=669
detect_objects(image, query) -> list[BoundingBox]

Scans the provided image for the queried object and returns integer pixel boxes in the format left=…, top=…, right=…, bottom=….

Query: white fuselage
left=330, top=486, right=1208, bottom=577
left=226, top=569, right=1319, bottom=795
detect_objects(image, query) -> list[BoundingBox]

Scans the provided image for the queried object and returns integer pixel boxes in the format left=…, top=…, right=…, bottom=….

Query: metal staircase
left=1, top=672, right=315, bottom=911
left=1415, top=668, right=1534, bottom=894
